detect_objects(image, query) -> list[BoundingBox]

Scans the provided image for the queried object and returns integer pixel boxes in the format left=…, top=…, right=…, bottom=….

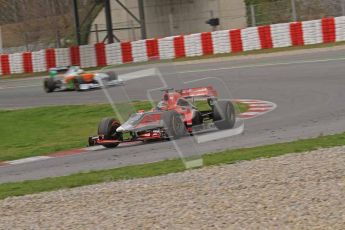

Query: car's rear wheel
left=98, top=117, right=121, bottom=148
left=43, top=78, right=56, bottom=93
left=162, top=111, right=186, bottom=139
left=213, top=100, right=236, bottom=130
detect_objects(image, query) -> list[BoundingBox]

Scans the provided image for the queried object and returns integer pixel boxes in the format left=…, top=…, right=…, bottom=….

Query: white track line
left=0, top=84, right=41, bottom=90
left=83, top=146, right=105, bottom=151
left=7, top=156, right=53, bottom=165
left=175, top=57, right=345, bottom=74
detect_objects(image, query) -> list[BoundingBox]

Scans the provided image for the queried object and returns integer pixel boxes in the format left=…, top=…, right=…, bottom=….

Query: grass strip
left=1, top=131, right=345, bottom=199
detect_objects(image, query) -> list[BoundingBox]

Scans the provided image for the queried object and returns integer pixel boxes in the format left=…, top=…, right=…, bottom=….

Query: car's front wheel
left=43, top=78, right=56, bottom=93
left=98, top=117, right=121, bottom=148
left=162, top=111, right=186, bottom=139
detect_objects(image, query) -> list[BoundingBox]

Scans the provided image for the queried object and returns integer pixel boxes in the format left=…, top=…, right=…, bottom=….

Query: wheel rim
left=109, top=122, right=120, bottom=139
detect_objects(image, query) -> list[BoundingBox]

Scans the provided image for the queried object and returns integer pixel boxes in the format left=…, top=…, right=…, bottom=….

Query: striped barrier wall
left=1, top=16, right=345, bottom=76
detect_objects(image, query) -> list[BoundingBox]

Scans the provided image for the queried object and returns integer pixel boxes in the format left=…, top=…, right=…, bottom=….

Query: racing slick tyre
left=98, top=117, right=121, bottom=148
left=43, top=78, right=56, bottom=93
left=73, top=76, right=83, bottom=91
left=192, top=111, right=203, bottom=126
left=213, top=100, right=236, bottom=130
left=162, top=110, right=186, bottom=139
left=105, top=71, right=118, bottom=81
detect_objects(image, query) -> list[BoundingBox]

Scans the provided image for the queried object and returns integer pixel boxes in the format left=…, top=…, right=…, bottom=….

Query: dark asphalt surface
left=1, top=48, right=345, bottom=183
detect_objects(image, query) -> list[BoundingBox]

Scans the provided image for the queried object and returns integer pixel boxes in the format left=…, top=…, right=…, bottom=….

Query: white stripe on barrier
left=302, top=19, right=323, bottom=45
left=9, top=53, right=23, bottom=74
left=241, top=27, right=261, bottom=51
left=158, top=36, right=176, bottom=60
left=55, top=48, right=71, bottom=67
left=335, top=16, right=345, bottom=42
left=105, top=43, right=123, bottom=65
left=131, top=40, right=148, bottom=63
left=271, top=23, right=292, bottom=48
left=212, top=30, right=231, bottom=54
left=32, top=50, right=46, bottom=73
left=79, top=45, right=96, bottom=68
left=184, top=33, right=202, bottom=57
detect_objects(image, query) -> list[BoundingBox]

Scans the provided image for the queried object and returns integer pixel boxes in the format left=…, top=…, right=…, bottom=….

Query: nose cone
left=116, top=126, right=125, bottom=132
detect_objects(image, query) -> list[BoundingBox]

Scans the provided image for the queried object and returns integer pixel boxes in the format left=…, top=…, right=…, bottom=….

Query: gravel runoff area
left=1, top=147, right=345, bottom=229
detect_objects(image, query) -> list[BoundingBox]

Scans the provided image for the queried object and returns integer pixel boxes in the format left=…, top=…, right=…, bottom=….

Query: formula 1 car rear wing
left=179, top=86, right=218, bottom=99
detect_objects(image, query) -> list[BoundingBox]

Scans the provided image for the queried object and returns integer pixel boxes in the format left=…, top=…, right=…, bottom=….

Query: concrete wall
left=89, top=0, right=141, bottom=43
left=89, top=0, right=246, bottom=43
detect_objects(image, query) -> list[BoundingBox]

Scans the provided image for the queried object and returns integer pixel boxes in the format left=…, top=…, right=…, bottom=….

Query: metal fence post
left=95, top=24, right=100, bottom=43
left=0, top=26, right=3, bottom=54
left=138, top=0, right=147, bottom=39
left=291, top=0, right=297, bottom=21
left=72, top=0, right=81, bottom=45
left=56, top=29, right=61, bottom=48
left=104, top=0, right=114, bottom=44
left=250, top=5, right=256, bottom=26
left=130, top=20, right=137, bottom=41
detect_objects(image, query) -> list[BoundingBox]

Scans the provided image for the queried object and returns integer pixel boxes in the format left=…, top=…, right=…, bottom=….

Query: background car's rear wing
left=179, top=86, right=218, bottom=99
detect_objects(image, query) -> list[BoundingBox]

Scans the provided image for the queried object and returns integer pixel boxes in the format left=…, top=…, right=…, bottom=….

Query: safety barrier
left=1, top=16, right=345, bottom=76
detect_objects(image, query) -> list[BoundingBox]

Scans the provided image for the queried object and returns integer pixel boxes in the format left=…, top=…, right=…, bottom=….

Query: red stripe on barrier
left=121, top=42, right=133, bottom=63
left=45, top=48, right=56, bottom=69
left=70, top=46, right=80, bottom=66
left=95, top=43, right=107, bottom=67
left=1, top=55, right=10, bottom=75
left=321, top=17, right=336, bottom=43
left=146, top=39, right=160, bottom=60
left=201, top=32, right=214, bottom=55
left=258, top=25, right=273, bottom=49
left=22, top=52, right=33, bottom=73
left=173, top=36, right=186, bottom=58
left=229, top=29, right=243, bottom=53
left=290, top=22, right=304, bottom=46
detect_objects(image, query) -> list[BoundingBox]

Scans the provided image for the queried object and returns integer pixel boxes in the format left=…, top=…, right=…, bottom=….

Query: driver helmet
left=49, top=70, right=57, bottom=78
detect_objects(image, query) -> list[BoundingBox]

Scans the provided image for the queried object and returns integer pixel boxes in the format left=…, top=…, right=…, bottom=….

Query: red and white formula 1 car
left=88, top=86, right=236, bottom=148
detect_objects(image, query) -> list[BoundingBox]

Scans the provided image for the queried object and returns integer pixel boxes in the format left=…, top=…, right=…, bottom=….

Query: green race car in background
left=43, top=66, right=124, bottom=93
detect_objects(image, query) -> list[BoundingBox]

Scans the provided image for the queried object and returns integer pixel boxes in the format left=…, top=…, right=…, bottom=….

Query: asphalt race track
left=1, top=48, right=345, bottom=183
